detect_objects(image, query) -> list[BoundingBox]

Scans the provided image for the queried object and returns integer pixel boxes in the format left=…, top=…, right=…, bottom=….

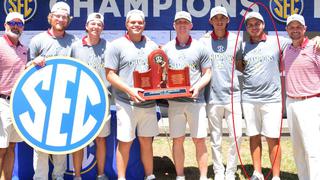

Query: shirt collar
left=124, top=33, right=145, bottom=42
left=211, top=31, right=229, bottom=40
left=3, top=34, right=22, bottom=47
left=82, top=36, right=101, bottom=46
left=300, top=37, right=309, bottom=48
left=175, top=36, right=192, bottom=47
left=250, top=33, right=267, bottom=43
left=289, top=37, right=309, bottom=49
left=82, top=36, right=89, bottom=46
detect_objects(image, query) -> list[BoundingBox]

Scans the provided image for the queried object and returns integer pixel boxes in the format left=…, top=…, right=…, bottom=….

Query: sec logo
left=269, top=0, right=304, bottom=23
left=11, top=57, right=109, bottom=154
left=4, top=0, right=37, bottom=22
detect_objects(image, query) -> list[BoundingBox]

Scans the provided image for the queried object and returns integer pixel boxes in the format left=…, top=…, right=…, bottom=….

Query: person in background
left=0, top=12, right=27, bottom=180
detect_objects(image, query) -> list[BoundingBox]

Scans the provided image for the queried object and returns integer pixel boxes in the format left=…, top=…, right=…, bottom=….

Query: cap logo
left=269, top=0, right=304, bottom=23
left=4, top=0, right=37, bottom=22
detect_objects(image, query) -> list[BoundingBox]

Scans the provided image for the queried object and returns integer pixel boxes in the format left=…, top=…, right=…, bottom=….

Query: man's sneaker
left=199, top=176, right=208, bottom=180
left=96, top=174, right=108, bottom=180
left=176, top=176, right=185, bottom=180
left=271, top=176, right=280, bottom=180
left=214, top=173, right=224, bottom=180
left=225, top=173, right=236, bottom=180
left=73, top=177, right=82, bottom=180
left=52, top=175, right=64, bottom=180
left=145, top=174, right=156, bottom=180
left=251, top=171, right=264, bottom=180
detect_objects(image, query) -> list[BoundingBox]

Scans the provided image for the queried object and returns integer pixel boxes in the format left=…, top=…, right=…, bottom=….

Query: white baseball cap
left=286, top=14, right=305, bottom=26
left=174, top=11, right=192, bottom=23
left=87, top=13, right=104, bottom=24
left=51, top=2, right=70, bottom=15
left=126, top=9, right=145, bottom=21
left=5, top=12, right=25, bottom=24
left=210, top=6, right=228, bottom=19
left=245, top=11, right=264, bottom=23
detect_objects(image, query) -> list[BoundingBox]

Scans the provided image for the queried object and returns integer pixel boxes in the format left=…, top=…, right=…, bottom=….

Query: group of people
left=0, top=1, right=319, bottom=180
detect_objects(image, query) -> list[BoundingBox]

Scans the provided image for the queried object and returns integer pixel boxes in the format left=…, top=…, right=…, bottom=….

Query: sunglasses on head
left=7, top=21, right=24, bottom=27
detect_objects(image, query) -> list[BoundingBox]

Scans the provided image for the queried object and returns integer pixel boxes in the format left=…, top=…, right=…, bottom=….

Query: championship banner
left=11, top=57, right=109, bottom=154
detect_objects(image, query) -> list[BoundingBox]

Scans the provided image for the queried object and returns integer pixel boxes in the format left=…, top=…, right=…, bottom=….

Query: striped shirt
left=0, top=35, right=27, bottom=95
left=283, top=38, right=320, bottom=97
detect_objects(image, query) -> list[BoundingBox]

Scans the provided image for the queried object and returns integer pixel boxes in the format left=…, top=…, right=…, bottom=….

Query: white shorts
left=168, top=101, right=208, bottom=138
left=243, top=102, right=282, bottom=138
left=0, top=98, right=23, bottom=148
left=115, top=100, right=159, bottom=142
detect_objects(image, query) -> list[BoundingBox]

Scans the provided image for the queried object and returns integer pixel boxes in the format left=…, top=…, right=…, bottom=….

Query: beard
left=5, top=28, right=22, bottom=39
left=52, top=23, right=67, bottom=31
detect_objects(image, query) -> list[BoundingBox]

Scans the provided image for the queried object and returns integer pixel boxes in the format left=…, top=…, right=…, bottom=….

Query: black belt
left=0, top=94, right=10, bottom=100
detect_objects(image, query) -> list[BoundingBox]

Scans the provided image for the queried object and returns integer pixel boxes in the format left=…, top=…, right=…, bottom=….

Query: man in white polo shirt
left=199, top=6, right=242, bottom=180
left=0, top=12, right=27, bottom=180
left=239, top=12, right=291, bottom=180
left=105, top=9, right=158, bottom=180
left=162, top=11, right=211, bottom=180
left=283, top=14, right=320, bottom=180
left=28, top=2, right=77, bottom=180
left=71, top=12, right=110, bottom=180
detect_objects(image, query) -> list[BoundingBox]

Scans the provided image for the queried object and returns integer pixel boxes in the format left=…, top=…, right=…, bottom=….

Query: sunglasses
left=7, top=21, right=24, bottom=27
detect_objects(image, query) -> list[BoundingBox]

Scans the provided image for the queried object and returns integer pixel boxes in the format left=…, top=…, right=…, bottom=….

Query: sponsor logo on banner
left=4, top=0, right=37, bottom=21
left=269, top=0, right=304, bottom=23
left=11, top=57, right=108, bottom=154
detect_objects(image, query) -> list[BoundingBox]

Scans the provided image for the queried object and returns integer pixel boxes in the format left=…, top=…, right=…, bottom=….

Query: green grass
left=153, top=136, right=298, bottom=180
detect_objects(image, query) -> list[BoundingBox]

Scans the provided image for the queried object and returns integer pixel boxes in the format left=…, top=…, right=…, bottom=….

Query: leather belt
left=0, top=94, right=10, bottom=100
left=288, top=93, right=320, bottom=100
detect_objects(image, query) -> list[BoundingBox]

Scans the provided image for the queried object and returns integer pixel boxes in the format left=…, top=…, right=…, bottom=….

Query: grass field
left=152, top=136, right=298, bottom=180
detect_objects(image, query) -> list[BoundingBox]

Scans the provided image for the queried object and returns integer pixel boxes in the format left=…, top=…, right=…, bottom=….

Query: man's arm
left=190, top=67, right=211, bottom=98
left=105, top=68, right=145, bottom=103
left=236, top=59, right=245, bottom=73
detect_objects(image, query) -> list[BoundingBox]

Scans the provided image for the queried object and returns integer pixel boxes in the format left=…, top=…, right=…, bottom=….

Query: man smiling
left=0, top=12, right=27, bottom=180
left=28, top=2, right=77, bottom=180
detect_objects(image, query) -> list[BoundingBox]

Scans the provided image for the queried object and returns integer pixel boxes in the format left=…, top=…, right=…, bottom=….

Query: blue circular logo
left=4, top=0, right=37, bottom=22
left=269, top=0, right=304, bottom=23
left=11, top=57, right=108, bottom=154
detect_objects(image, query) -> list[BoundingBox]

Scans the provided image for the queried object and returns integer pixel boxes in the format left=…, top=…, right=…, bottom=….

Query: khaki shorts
left=243, top=102, right=282, bottom=138
left=97, top=113, right=111, bottom=137
left=0, top=98, right=22, bottom=148
left=168, top=101, right=208, bottom=138
left=115, top=100, right=159, bottom=142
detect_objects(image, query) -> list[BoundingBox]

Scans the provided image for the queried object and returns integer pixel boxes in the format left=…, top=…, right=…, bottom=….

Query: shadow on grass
left=153, top=156, right=298, bottom=180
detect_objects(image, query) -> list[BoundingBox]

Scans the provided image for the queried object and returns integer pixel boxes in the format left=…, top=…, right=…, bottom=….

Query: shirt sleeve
left=104, top=41, right=120, bottom=71
left=235, top=36, right=243, bottom=61
left=199, top=43, right=211, bottom=69
left=27, top=36, right=40, bottom=62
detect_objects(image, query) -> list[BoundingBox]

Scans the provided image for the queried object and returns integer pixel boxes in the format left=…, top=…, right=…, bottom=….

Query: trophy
left=133, top=49, right=192, bottom=100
